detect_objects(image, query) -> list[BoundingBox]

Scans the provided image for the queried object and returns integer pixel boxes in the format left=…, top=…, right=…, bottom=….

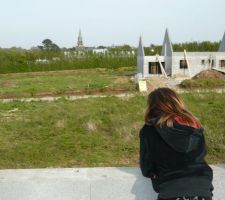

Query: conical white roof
left=137, top=36, right=145, bottom=57
left=161, top=28, right=173, bottom=56
left=219, top=32, right=225, bottom=52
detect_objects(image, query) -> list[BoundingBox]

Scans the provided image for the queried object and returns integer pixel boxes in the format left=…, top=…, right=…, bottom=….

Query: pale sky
left=0, top=0, right=225, bottom=49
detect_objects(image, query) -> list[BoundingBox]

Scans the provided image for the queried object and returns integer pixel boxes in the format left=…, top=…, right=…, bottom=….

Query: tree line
left=144, top=41, right=220, bottom=55
left=0, top=39, right=221, bottom=74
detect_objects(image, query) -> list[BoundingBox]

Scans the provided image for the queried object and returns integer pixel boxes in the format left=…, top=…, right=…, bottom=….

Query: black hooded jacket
left=139, top=121, right=213, bottom=198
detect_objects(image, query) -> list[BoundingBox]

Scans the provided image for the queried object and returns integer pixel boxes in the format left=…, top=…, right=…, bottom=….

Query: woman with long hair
left=139, top=87, right=213, bottom=200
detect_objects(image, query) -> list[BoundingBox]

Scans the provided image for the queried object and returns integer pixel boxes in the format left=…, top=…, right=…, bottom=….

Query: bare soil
left=193, top=69, right=225, bottom=80
left=0, top=80, right=17, bottom=87
left=0, top=69, right=99, bottom=78
left=0, top=88, right=132, bottom=99
left=146, top=76, right=182, bottom=93
left=113, top=77, right=130, bottom=84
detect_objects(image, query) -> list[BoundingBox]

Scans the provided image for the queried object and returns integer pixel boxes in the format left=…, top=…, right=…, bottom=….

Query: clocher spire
left=77, top=29, right=84, bottom=48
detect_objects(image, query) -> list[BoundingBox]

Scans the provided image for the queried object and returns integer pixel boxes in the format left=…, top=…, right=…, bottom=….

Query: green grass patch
left=181, top=79, right=225, bottom=89
left=0, top=92, right=224, bottom=169
left=0, top=68, right=136, bottom=98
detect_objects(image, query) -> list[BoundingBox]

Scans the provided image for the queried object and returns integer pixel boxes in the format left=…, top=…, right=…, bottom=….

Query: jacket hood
left=155, top=120, right=204, bottom=153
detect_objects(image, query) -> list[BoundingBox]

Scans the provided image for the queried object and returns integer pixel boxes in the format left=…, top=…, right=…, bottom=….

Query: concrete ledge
left=0, top=165, right=224, bottom=200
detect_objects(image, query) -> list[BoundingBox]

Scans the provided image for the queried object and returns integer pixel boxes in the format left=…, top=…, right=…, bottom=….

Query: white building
left=92, top=48, right=108, bottom=54
left=137, top=29, right=225, bottom=79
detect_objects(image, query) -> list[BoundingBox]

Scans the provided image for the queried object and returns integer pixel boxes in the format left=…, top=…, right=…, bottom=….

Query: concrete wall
left=142, top=56, right=166, bottom=78
left=172, top=52, right=225, bottom=77
left=137, top=52, right=225, bottom=78
left=172, top=53, right=206, bottom=77
left=214, top=53, right=225, bottom=70
left=0, top=166, right=224, bottom=200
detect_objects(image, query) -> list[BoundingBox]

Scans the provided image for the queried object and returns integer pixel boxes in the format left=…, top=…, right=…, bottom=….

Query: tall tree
left=39, top=39, right=60, bottom=51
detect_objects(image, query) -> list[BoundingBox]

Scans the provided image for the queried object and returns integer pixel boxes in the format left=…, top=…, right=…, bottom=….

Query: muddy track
left=0, top=88, right=132, bottom=100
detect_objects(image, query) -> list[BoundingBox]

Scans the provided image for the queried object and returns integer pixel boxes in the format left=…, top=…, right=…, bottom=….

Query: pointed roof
left=161, top=28, right=173, bottom=56
left=137, top=36, right=145, bottom=57
left=219, top=32, right=225, bottom=52
left=78, top=29, right=82, bottom=40
left=77, top=29, right=83, bottom=47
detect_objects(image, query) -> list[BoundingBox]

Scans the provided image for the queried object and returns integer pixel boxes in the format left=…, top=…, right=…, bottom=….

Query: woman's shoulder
left=139, top=123, right=157, bottom=137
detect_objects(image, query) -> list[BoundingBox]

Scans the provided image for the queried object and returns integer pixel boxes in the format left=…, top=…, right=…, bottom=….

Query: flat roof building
left=137, top=29, right=225, bottom=79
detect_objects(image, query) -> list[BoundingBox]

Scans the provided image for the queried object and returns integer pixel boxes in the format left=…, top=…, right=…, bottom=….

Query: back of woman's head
left=145, top=87, right=201, bottom=128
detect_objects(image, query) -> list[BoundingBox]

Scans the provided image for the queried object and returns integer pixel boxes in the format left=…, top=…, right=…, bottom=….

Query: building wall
left=214, top=54, right=225, bottom=69
left=142, top=56, right=165, bottom=77
left=138, top=52, right=225, bottom=79
left=171, top=52, right=225, bottom=77
left=164, top=56, right=172, bottom=75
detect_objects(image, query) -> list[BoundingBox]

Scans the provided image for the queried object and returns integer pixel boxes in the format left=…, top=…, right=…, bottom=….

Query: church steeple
left=77, top=29, right=84, bottom=49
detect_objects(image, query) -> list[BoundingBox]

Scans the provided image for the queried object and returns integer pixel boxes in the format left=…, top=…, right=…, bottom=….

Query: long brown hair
left=145, top=87, right=201, bottom=128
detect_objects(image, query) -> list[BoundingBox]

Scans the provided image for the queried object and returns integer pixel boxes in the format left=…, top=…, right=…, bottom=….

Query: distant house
left=35, top=58, right=49, bottom=64
left=92, top=48, right=108, bottom=54
left=137, top=29, right=225, bottom=79
left=52, top=57, right=60, bottom=61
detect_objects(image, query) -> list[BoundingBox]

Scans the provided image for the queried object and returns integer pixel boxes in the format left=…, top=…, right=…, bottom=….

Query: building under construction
left=137, top=29, right=225, bottom=79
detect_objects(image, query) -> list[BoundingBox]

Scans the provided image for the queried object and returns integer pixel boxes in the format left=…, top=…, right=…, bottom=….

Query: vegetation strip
left=0, top=68, right=136, bottom=98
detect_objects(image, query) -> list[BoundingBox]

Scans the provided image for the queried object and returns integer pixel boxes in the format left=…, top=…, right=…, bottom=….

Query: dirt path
left=0, top=88, right=133, bottom=99
left=146, top=76, right=185, bottom=91
left=0, top=93, right=137, bottom=103
left=1, top=89, right=224, bottom=103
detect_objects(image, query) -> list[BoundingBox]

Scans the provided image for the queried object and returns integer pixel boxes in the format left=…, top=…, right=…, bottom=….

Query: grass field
left=0, top=67, right=136, bottom=98
left=0, top=92, right=224, bottom=169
